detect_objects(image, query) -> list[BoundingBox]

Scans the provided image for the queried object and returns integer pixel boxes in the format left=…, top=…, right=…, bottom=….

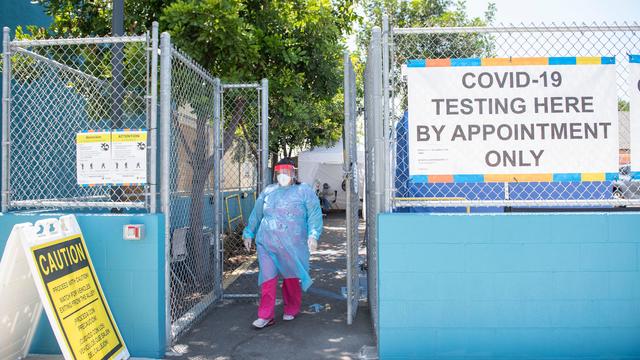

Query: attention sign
left=406, top=57, right=618, bottom=182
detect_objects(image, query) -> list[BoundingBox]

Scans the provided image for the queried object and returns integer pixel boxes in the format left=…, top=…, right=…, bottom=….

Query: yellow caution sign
left=6, top=215, right=131, bottom=360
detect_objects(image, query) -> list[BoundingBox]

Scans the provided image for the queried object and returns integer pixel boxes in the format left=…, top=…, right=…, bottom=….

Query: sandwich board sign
left=0, top=215, right=129, bottom=360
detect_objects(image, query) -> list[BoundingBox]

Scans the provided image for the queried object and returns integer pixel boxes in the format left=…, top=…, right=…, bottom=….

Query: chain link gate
left=363, top=25, right=384, bottom=337
left=160, top=32, right=221, bottom=342
left=2, top=28, right=155, bottom=212
left=344, top=52, right=360, bottom=325
left=219, top=82, right=269, bottom=299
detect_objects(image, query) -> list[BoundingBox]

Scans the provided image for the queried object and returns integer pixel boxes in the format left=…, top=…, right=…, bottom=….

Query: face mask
left=277, top=174, right=292, bottom=186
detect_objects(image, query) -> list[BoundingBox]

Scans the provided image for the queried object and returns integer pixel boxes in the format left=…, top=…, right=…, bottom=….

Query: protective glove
left=243, top=237, right=252, bottom=252
left=307, top=236, right=318, bottom=252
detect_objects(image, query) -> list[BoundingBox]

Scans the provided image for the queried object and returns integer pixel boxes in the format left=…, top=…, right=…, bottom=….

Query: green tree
left=161, top=0, right=356, bottom=158
left=358, top=0, right=496, bottom=51
left=37, top=0, right=171, bottom=36
left=356, top=0, right=496, bottom=111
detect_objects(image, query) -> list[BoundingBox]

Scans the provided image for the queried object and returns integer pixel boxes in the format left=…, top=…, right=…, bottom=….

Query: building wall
left=378, top=212, right=640, bottom=359
left=0, top=212, right=166, bottom=359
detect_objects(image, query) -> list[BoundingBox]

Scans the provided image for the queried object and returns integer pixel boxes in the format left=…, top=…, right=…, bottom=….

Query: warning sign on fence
left=406, top=57, right=618, bottom=180
left=76, top=129, right=147, bottom=186
left=0, top=215, right=129, bottom=360
left=110, top=130, right=147, bottom=184
left=76, top=131, right=112, bottom=186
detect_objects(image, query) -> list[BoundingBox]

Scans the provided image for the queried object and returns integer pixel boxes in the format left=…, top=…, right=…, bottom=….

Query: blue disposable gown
left=243, top=183, right=323, bottom=291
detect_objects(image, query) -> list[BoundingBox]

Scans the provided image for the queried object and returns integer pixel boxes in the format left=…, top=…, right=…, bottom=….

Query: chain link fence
left=363, top=18, right=640, bottom=343
left=2, top=30, right=154, bottom=211
left=385, top=22, right=640, bottom=209
left=2, top=25, right=268, bottom=345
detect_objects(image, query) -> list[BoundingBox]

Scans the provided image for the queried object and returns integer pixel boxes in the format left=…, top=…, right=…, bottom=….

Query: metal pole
left=110, top=0, right=125, bottom=206
left=219, top=84, right=226, bottom=298
left=344, top=51, right=357, bottom=325
left=382, top=15, right=391, bottom=212
left=149, top=22, right=159, bottom=213
left=112, top=0, right=124, bottom=35
left=159, top=31, right=172, bottom=345
left=2, top=27, right=11, bottom=213
left=213, top=78, right=223, bottom=299
left=371, top=27, right=384, bottom=218
left=260, top=78, right=269, bottom=191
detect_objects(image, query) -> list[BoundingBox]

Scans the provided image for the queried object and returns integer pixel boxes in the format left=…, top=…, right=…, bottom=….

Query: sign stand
left=0, top=215, right=129, bottom=360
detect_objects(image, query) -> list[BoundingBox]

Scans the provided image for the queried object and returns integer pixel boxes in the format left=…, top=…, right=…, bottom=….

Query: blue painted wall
left=0, top=212, right=166, bottom=359
left=0, top=0, right=51, bottom=192
left=378, top=212, right=640, bottom=359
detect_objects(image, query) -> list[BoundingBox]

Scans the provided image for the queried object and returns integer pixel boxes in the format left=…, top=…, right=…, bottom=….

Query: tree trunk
left=186, top=112, right=212, bottom=285
left=181, top=96, right=246, bottom=285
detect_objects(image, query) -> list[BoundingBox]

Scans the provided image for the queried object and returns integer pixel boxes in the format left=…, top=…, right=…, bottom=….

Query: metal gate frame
left=218, top=81, right=269, bottom=300
left=344, top=51, right=360, bottom=325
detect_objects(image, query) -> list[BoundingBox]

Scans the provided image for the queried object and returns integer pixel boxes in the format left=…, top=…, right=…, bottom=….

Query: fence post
left=213, top=78, right=223, bottom=299
left=371, top=27, right=384, bottom=218
left=149, top=22, right=159, bottom=213
left=159, top=31, right=172, bottom=345
left=260, top=78, right=269, bottom=191
left=2, top=27, right=10, bottom=213
left=382, top=15, right=391, bottom=212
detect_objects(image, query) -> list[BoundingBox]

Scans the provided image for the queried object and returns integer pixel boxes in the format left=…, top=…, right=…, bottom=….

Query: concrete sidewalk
left=167, top=212, right=376, bottom=360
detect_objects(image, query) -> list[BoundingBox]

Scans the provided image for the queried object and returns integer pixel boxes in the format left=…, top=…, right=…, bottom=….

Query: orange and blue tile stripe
left=80, top=183, right=143, bottom=187
left=407, top=56, right=616, bottom=67
left=410, top=173, right=620, bottom=183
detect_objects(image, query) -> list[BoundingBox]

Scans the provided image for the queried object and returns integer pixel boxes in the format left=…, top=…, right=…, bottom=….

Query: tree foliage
left=358, top=0, right=496, bottom=51
left=161, top=0, right=356, bottom=157
left=37, top=0, right=170, bottom=36
left=356, top=0, right=496, bottom=111
left=33, top=0, right=356, bottom=157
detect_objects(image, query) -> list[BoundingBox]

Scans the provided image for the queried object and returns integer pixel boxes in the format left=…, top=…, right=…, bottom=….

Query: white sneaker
left=252, top=318, right=274, bottom=329
left=283, top=314, right=295, bottom=321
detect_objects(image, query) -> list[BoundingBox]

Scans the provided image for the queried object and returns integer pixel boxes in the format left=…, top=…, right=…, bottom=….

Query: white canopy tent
left=297, top=139, right=365, bottom=210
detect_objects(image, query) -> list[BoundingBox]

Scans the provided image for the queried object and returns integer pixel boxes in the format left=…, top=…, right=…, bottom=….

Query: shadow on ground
left=168, top=212, right=375, bottom=360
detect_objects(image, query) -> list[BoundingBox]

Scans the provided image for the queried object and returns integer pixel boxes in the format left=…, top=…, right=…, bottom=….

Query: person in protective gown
left=243, top=158, right=323, bottom=328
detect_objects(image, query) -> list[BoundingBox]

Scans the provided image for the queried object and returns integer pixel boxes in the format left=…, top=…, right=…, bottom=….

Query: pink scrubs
left=257, top=277, right=302, bottom=320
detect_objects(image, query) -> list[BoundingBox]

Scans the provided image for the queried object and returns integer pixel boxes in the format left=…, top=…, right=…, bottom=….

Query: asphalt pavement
left=167, top=212, right=376, bottom=360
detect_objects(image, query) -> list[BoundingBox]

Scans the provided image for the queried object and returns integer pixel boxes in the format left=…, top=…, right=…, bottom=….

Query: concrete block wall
left=0, top=212, right=166, bottom=359
left=378, top=212, right=640, bottom=359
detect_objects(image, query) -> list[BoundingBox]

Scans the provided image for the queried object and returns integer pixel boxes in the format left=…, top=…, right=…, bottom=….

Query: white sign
left=407, top=59, right=618, bottom=178
left=76, top=130, right=147, bottom=185
left=630, top=55, right=640, bottom=172
left=0, top=223, right=43, bottom=359
left=0, top=215, right=130, bottom=360
left=109, top=130, right=147, bottom=184
left=76, top=131, right=112, bottom=185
